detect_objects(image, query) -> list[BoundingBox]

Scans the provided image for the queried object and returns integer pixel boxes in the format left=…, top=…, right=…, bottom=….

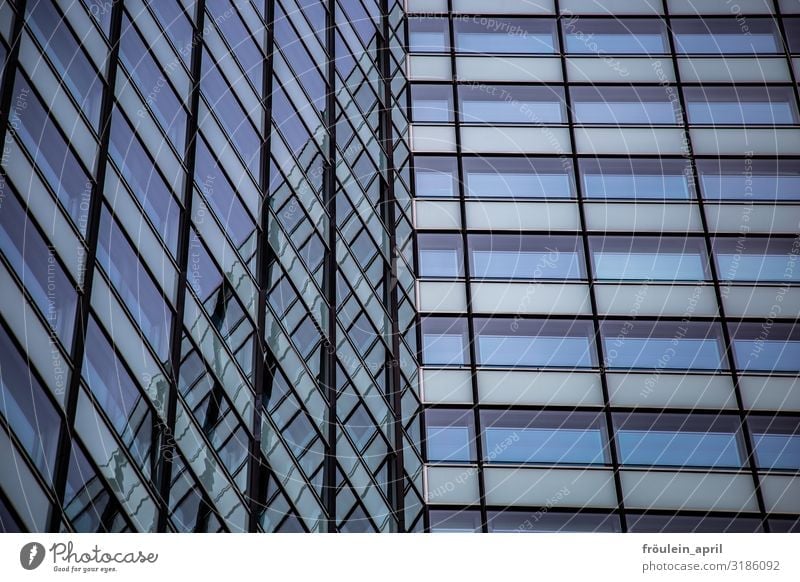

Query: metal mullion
left=322, top=0, right=338, bottom=532
left=548, top=0, right=630, bottom=532
left=661, top=0, right=771, bottom=532
left=247, top=0, right=275, bottom=524
left=443, top=0, right=488, bottom=533
left=157, top=0, right=208, bottom=533
left=46, top=0, right=123, bottom=534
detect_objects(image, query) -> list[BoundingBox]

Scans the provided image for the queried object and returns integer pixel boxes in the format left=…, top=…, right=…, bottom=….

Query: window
left=730, top=322, right=800, bottom=372
left=411, top=85, right=453, bottom=122
left=590, top=236, right=710, bottom=281
left=488, top=511, right=621, bottom=533
left=146, top=0, right=193, bottom=65
left=475, top=318, right=597, bottom=368
left=454, top=18, right=557, bottom=54
left=563, top=18, right=668, bottom=54
left=464, top=157, right=575, bottom=198
left=409, top=17, right=449, bottom=52
left=0, top=189, right=78, bottom=347
left=0, top=326, right=61, bottom=483
left=602, top=321, right=727, bottom=370
left=685, top=87, right=798, bottom=125
left=120, top=13, right=187, bottom=149
left=572, top=87, right=678, bottom=125
left=96, top=207, right=173, bottom=360
left=26, top=0, right=103, bottom=127
left=614, top=413, right=744, bottom=468
left=426, top=409, right=476, bottom=462
left=580, top=158, right=694, bottom=200
left=698, top=159, right=800, bottom=201
left=628, top=514, right=762, bottom=533
left=430, top=510, right=481, bottom=532
left=713, top=238, right=800, bottom=282
left=459, top=85, right=565, bottom=124
left=481, top=410, right=608, bottom=465
left=414, top=156, right=459, bottom=198
left=422, top=318, right=469, bottom=366
left=12, top=74, right=92, bottom=233
left=672, top=19, right=782, bottom=54
left=109, top=110, right=181, bottom=254
left=418, top=234, right=463, bottom=278
left=749, top=417, right=800, bottom=470
left=469, top=235, right=585, bottom=279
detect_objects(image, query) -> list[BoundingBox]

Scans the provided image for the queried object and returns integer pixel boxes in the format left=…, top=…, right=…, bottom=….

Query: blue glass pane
left=675, top=33, right=779, bottom=54
left=461, top=101, right=563, bottom=124
left=574, top=102, right=677, bottom=124
left=486, top=427, right=605, bottom=464
left=594, top=252, right=706, bottom=280
left=413, top=99, right=452, bottom=122
left=456, top=33, right=555, bottom=54
left=0, top=192, right=77, bottom=347
left=716, top=255, right=800, bottom=282
left=618, top=431, right=742, bottom=467
left=472, top=251, right=582, bottom=279
left=605, top=337, right=723, bottom=370
left=479, top=336, right=594, bottom=367
left=468, top=173, right=571, bottom=198
left=701, top=174, right=800, bottom=201
left=427, top=426, right=472, bottom=462
left=423, top=335, right=466, bottom=365
left=583, top=175, right=690, bottom=199
left=687, top=102, right=796, bottom=125
left=566, top=33, right=666, bottom=54
left=753, top=434, right=800, bottom=469
left=410, top=31, right=448, bottom=52
left=733, top=340, right=800, bottom=372
left=420, top=250, right=460, bottom=277
left=0, top=327, right=60, bottom=483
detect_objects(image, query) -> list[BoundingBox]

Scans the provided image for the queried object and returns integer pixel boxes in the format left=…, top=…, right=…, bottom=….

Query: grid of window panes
left=0, top=0, right=421, bottom=533
left=410, top=0, right=800, bottom=532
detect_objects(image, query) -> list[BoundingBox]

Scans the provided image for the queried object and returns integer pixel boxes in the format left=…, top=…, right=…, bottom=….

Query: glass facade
left=0, top=0, right=421, bottom=533
left=411, top=0, right=800, bottom=533
left=0, top=0, right=799, bottom=535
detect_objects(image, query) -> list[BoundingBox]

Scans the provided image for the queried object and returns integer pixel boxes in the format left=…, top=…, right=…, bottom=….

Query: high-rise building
left=0, top=0, right=798, bottom=534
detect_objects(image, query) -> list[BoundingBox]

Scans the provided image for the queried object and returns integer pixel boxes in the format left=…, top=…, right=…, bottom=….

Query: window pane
left=685, top=87, right=798, bottom=125
left=422, top=318, right=469, bottom=366
left=749, top=417, right=800, bottom=470
left=673, top=19, right=781, bottom=54
left=12, top=74, right=92, bottom=233
left=580, top=158, right=694, bottom=200
left=614, top=413, right=744, bottom=468
left=0, top=326, right=61, bottom=483
left=489, top=511, right=621, bottom=532
left=120, top=13, right=187, bottom=149
left=96, top=207, right=173, bottom=360
left=481, top=410, right=608, bottom=464
left=698, top=159, right=800, bottom=201
left=0, top=190, right=77, bottom=347
left=602, top=321, right=726, bottom=370
left=464, top=157, right=574, bottom=198
left=459, top=85, right=565, bottom=124
left=109, top=110, right=181, bottom=254
left=430, top=510, right=481, bottom=532
left=409, top=17, right=449, bottom=52
left=563, top=18, right=668, bottom=54
left=418, top=234, right=463, bottom=278
left=628, top=514, right=762, bottom=533
left=714, top=238, right=800, bottom=282
left=469, top=235, right=584, bottom=279
left=454, top=18, right=557, bottom=54
left=426, top=409, right=476, bottom=462
left=590, top=236, right=710, bottom=281
left=475, top=318, right=597, bottom=368
left=27, top=1, right=103, bottom=127
left=412, top=85, right=453, bottom=122
left=415, top=156, right=459, bottom=198
left=730, top=322, right=800, bottom=372
left=573, top=86, right=678, bottom=124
